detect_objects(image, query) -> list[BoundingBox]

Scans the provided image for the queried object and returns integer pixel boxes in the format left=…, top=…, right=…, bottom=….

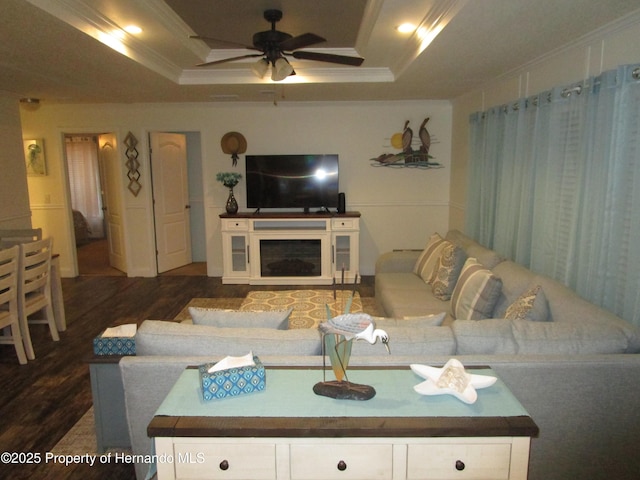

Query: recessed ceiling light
left=124, top=25, right=142, bottom=35
left=396, top=23, right=416, bottom=34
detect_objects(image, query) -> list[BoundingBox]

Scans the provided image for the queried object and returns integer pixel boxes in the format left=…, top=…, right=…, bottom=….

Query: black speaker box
left=337, top=192, right=346, bottom=213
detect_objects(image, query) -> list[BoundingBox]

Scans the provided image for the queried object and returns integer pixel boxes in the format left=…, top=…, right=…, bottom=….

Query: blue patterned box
left=93, top=325, right=136, bottom=356
left=199, top=356, right=266, bottom=401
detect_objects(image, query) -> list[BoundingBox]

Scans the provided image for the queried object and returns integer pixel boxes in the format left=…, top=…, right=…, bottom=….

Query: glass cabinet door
left=230, top=235, right=248, bottom=273
left=334, top=234, right=352, bottom=273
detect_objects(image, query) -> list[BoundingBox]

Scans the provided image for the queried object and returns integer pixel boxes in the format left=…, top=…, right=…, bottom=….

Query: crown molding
left=392, top=0, right=467, bottom=79
left=135, top=0, right=210, bottom=58
left=496, top=6, right=640, bottom=83
left=25, top=0, right=184, bottom=82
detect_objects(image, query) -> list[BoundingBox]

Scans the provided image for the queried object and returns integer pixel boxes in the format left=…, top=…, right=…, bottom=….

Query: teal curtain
left=467, top=64, right=640, bottom=327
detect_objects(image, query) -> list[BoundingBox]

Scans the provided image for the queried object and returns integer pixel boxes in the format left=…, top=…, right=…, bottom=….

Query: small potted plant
left=216, top=172, right=242, bottom=214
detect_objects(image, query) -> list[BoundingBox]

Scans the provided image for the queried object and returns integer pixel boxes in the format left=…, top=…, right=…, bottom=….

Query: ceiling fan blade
left=291, top=51, right=364, bottom=66
left=190, top=35, right=259, bottom=51
left=279, top=33, right=326, bottom=51
left=197, top=54, right=263, bottom=67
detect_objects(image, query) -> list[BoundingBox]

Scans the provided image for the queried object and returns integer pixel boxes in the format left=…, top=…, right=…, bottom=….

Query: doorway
left=63, top=130, right=206, bottom=277
left=64, top=134, right=125, bottom=275
left=150, top=131, right=206, bottom=274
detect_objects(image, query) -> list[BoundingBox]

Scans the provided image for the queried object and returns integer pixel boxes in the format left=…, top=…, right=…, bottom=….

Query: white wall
left=21, top=100, right=452, bottom=277
left=449, top=11, right=640, bottom=231
left=0, top=93, right=32, bottom=229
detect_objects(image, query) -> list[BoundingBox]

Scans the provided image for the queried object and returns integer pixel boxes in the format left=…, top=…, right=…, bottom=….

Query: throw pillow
left=450, top=257, right=503, bottom=320
left=413, top=233, right=447, bottom=283
left=188, top=307, right=292, bottom=330
left=504, top=285, right=550, bottom=322
left=430, top=242, right=467, bottom=301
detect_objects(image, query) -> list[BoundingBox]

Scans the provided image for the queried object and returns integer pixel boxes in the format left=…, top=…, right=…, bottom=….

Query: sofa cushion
left=450, top=257, right=503, bottom=320
left=504, top=285, right=550, bottom=322
left=491, top=261, right=539, bottom=318
left=376, top=250, right=422, bottom=274
left=431, top=242, right=467, bottom=301
left=445, top=229, right=505, bottom=269
left=413, top=232, right=447, bottom=282
left=533, top=275, right=640, bottom=352
left=375, top=271, right=432, bottom=294
left=372, top=312, right=447, bottom=327
left=375, top=272, right=453, bottom=321
left=511, top=319, right=629, bottom=354
left=452, top=318, right=630, bottom=355
left=188, top=307, right=292, bottom=329
left=452, top=319, right=518, bottom=354
left=351, top=326, right=456, bottom=356
left=135, top=320, right=321, bottom=356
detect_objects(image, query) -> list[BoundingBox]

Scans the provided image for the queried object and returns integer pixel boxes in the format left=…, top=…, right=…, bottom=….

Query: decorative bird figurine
left=402, top=120, right=413, bottom=156
left=316, top=313, right=390, bottom=400
left=319, top=313, right=390, bottom=352
left=419, top=117, right=431, bottom=156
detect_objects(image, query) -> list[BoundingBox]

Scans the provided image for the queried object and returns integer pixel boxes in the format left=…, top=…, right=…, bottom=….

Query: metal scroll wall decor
left=124, top=132, right=142, bottom=196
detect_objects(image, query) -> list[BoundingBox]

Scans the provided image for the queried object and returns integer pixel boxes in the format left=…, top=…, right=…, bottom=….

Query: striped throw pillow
left=413, top=233, right=447, bottom=283
left=450, top=257, right=503, bottom=320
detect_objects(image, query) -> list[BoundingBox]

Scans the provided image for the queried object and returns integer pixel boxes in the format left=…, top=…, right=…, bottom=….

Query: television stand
left=220, top=212, right=360, bottom=285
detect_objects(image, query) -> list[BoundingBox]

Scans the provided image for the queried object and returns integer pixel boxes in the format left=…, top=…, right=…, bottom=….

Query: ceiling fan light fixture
left=396, top=23, right=416, bottom=34
left=271, top=57, right=294, bottom=81
left=124, top=25, right=143, bottom=35
left=251, top=58, right=269, bottom=78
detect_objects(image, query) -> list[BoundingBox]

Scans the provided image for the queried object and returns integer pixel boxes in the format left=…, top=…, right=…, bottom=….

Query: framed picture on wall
left=24, top=139, right=47, bottom=176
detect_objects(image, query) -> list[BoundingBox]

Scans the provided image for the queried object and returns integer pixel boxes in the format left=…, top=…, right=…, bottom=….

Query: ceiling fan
left=190, top=9, right=364, bottom=81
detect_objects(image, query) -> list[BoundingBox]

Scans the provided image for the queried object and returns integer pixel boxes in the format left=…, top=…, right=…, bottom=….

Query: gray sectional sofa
left=376, top=230, right=640, bottom=355
left=119, top=229, right=640, bottom=480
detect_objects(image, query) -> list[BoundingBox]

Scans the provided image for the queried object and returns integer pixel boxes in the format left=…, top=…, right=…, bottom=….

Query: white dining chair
left=1, top=228, right=67, bottom=333
left=17, top=237, right=59, bottom=360
left=0, top=245, right=28, bottom=364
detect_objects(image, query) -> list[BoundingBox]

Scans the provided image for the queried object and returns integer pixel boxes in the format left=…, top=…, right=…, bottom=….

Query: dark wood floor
left=0, top=274, right=374, bottom=479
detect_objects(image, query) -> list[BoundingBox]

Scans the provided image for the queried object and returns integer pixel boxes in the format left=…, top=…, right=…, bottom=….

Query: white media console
left=220, top=212, right=360, bottom=285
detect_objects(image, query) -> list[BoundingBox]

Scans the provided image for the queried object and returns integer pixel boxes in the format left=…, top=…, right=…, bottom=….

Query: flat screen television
left=246, top=154, right=339, bottom=211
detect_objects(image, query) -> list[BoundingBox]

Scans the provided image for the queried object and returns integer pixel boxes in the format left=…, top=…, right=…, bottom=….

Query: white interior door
left=150, top=132, right=192, bottom=273
left=98, top=133, right=127, bottom=273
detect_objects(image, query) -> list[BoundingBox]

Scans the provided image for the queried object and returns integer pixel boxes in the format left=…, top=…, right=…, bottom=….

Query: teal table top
left=156, top=367, right=529, bottom=419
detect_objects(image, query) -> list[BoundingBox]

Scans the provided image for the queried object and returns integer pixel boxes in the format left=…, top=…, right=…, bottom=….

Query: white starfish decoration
left=410, top=358, right=497, bottom=404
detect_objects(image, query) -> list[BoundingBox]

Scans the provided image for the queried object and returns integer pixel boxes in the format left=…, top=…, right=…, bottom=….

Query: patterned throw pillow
left=430, top=242, right=467, bottom=301
left=413, top=233, right=447, bottom=283
left=450, top=258, right=503, bottom=320
left=504, top=285, right=550, bottom=322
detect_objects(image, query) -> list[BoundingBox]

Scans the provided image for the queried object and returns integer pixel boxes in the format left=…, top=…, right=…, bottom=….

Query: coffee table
left=148, top=366, right=538, bottom=480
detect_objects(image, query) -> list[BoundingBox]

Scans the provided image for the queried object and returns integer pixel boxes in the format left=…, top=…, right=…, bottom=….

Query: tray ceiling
left=2, top=0, right=639, bottom=103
